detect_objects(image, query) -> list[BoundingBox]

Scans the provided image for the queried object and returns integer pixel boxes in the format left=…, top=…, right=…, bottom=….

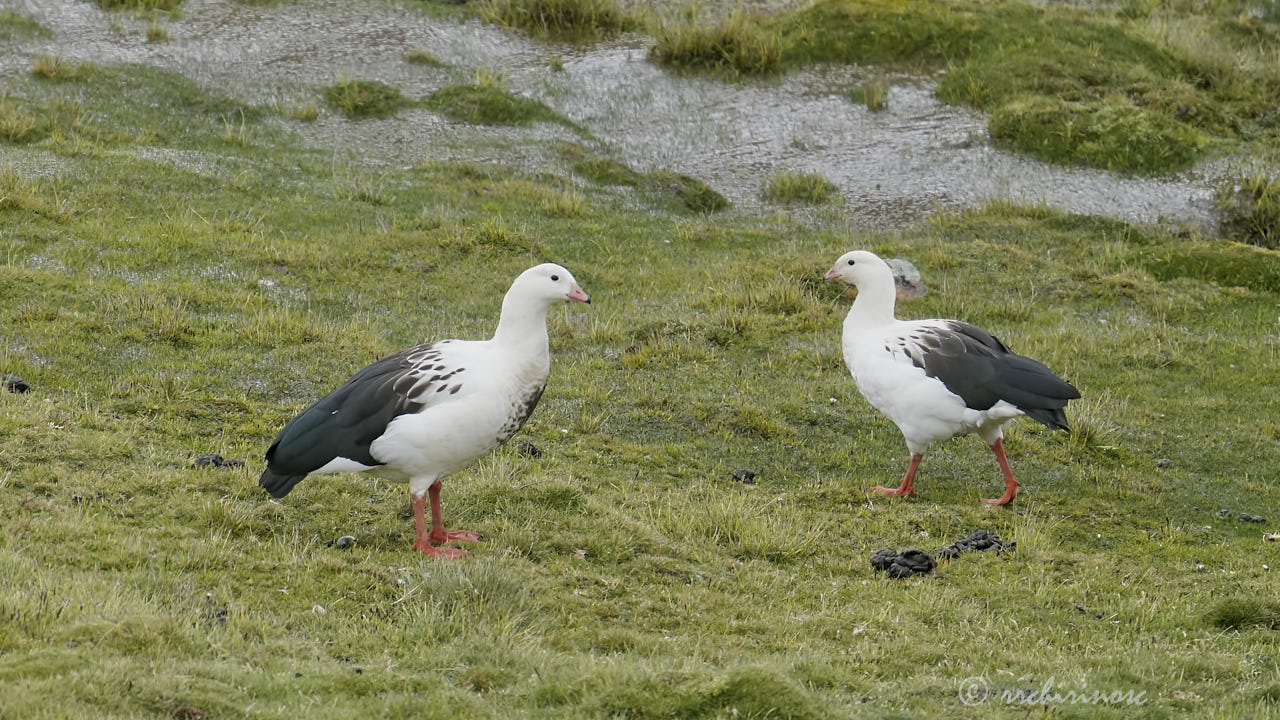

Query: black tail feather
left=1023, top=406, right=1071, bottom=432
left=259, top=467, right=308, bottom=498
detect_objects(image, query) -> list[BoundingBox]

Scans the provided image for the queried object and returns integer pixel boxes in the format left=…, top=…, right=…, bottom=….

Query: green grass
left=565, top=145, right=728, bottom=213
left=31, top=56, right=100, bottom=82
left=404, top=48, right=447, bottom=67
left=0, top=10, right=50, bottom=40
left=847, top=82, right=889, bottom=111
left=762, top=170, right=840, bottom=205
left=425, top=75, right=583, bottom=134
left=1215, top=173, right=1280, bottom=248
left=322, top=78, right=408, bottom=119
left=92, top=0, right=183, bottom=11
left=650, top=5, right=785, bottom=76
left=478, top=0, right=636, bottom=41
left=2, top=53, right=1280, bottom=720
left=646, top=0, right=1280, bottom=174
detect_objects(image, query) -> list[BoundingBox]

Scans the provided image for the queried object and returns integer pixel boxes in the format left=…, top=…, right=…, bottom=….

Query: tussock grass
left=426, top=73, right=583, bottom=133
left=1215, top=173, right=1280, bottom=248
left=323, top=78, right=407, bottom=118
left=650, top=5, right=784, bottom=75
left=403, top=48, right=446, bottom=67
left=31, top=56, right=99, bottom=82
left=479, top=0, right=636, bottom=41
left=847, top=82, right=889, bottom=111
left=762, top=170, right=840, bottom=205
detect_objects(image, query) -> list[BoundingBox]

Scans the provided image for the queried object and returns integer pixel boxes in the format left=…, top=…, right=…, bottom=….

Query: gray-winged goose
left=825, top=250, right=1078, bottom=505
left=260, top=263, right=590, bottom=556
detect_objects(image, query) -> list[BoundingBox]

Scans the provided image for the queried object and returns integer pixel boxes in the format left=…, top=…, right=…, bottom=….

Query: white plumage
left=826, top=250, right=1079, bottom=505
left=260, top=263, right=590, bottom=557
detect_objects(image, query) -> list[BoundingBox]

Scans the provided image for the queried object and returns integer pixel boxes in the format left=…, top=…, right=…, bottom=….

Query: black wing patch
left=900, top=321, right=1081, bottom=430
left=263, top=341, right=466, bottom=477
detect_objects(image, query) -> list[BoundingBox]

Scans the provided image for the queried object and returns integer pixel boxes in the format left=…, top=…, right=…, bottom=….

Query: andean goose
left=259, top=263, right=590, bottom=557
left=825, top=250, right=1079, bottom=505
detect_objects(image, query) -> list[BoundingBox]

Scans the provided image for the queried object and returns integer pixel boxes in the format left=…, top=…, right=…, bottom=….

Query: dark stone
left=333, top=535, right=357, bottom=549
left=518, top=440, right=542, bottom=458
left=870, top=547, right=935, bottom=578
left=1240, top=513, right=1266, bottom=524
left=731, top=468, right=757, bottom=485
left=1217, top=508, right=1233, bottom=518
left=2, top=373, right=30, bottom=393
left=1155, top=458, right=1173, bottom=468
left=936, top=529, right=1014, bottom=560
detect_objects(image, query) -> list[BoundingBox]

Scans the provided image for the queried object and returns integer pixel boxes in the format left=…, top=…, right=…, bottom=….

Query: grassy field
left=3, top=5, right=1280, bottom=720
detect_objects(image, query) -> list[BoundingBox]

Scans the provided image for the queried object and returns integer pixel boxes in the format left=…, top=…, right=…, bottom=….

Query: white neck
left=492, top=289, right=551, bottom=355
left=846, top=269, right=898, bottom=327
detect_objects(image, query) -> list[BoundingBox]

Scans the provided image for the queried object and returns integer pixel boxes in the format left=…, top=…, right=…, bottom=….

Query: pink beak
left=824, top=268, right=840, bottom=280
left=567, top=283, right=590, bottom=303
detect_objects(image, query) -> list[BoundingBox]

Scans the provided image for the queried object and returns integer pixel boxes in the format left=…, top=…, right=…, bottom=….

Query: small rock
left=66, top=641, right=78, bottom=649
left=1155, top=458, right=1173, bottom=468
left=517, top=440, right=542, bottom=458
left=2, top=373, right=30, bottom=393
left=731, top=468, right=757, bottom=485
left=886, top=258, right=927, bottom=300
left=1217, top=508, right=1233, bottom=518
left=1240, top=513, right=1266, bottom=524
left=333, top=535, right=357, bottom=549
left=870, top=548, right=935, bottom=578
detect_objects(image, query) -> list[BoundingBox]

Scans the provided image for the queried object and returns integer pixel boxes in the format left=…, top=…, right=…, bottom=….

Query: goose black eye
left=550, top=274, right=559, bottom=281
left=847, top=259, right=855, bottom=266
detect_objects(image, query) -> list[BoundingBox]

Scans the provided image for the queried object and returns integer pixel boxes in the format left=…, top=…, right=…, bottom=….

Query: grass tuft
left=323, top=78, right=407, bottom=118
left=32, top=56, right=99, bottom=82
left=479, top=0, right=636, bottom=41
left=762, top=170, right=840, bottom=205
left=847, top=82, right=889, bottom=111
left=1215, top=173, right=1280, bottom=248
left=1143, top=241, right=1280, bottom=292
left=1206, top=599, right=1280, bottom=630
left=426, top=76, right=581, bottom=132
left=650, top=5, right=785, bottom=75
left=985, top=95, right=1207, bottom=174
left=0, top=10, right=51, bottom=40
left=92, top=0, right=182, bottom=10
left=146, top=13, right=169, bottom=42
left=404, top=48, right=447, bottom=67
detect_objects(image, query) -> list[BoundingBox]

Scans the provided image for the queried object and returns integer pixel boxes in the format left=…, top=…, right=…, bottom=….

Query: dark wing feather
left=910, top=321, right=1081, bottom=430
left=260, top=342, right=459, bottom=496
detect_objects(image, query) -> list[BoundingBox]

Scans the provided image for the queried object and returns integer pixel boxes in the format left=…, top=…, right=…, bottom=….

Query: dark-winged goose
left=825, top=250, right=1078, bottom=505
left=259, top=263, right=590, bottom=556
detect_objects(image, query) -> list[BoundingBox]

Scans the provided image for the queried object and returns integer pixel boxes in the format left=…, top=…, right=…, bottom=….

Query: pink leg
left=981, top=438, right=1019, bottom=506
left=410, top=488, right=472, bottom=559
left=869, top=453, right=922, bottom=498
left=427, top=482, right=482, bottom=546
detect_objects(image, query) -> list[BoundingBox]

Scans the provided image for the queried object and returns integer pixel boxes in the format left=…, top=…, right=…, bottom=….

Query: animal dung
left=194, top=453, right=247, bottom=469
left=935, top=529, right=1013, bottom=559
left=2, top=373, right=30, bottom=393
left=870, top=548, right=936, bottom=578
